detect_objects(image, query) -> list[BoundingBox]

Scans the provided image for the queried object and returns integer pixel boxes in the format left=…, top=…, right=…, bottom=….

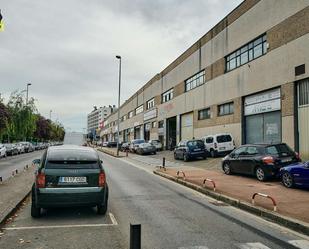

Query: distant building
left=87, top=105, right=116, bottom=138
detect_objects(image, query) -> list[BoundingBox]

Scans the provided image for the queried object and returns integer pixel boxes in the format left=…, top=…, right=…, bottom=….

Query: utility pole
left=116, top=55, right=122, bottom=156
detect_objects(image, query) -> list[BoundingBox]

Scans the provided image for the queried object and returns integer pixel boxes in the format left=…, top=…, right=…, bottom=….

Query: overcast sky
left=0, top=0, right=242, bottom=132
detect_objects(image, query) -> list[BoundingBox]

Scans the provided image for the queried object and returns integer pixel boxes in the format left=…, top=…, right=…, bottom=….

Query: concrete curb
left=97, top=148, right=125, bottom=158
left=153, top=170, right=309, bottom=236
left=0, top=190, right=31, bottom=227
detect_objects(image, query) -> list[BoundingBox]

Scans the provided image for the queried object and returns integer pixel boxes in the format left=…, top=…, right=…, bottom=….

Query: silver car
left=149, top=140, right=163, bottom=151
left=0, top=144, right=7, bottom=158
left=136, top=143, right=156, bottom=155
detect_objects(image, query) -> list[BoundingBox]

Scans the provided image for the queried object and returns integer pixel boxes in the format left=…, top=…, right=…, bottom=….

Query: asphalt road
left=0, top=151, right=308, bottom=249
left=0, top=150, right=44, bottom=181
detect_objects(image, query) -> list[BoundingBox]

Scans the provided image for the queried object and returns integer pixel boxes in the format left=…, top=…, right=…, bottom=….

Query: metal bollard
left=130, top=224, right=141, bottom=249
left=162, top=157, right=165, bottom=167
left=0, top=176, right=2, bottom=183
left=126, top=150, right=129, bottom=157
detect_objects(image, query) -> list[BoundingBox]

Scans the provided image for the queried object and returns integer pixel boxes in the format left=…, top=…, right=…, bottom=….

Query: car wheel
left=223, top=162, right=232, bottom=175
left=31, top=199, right=41, bottom=218
left=183, top=154, right=189, bottom=162
left=210, top=149, right=216, bottom=158
left=153, top=151, right=156, bottom=155
left=282, top=172, right=294, bottom=188
left=97, top=203, right=108, bottom=215
left=255, top=167, right=267, bottom=181
left=174, top=153, right=178, bottom=160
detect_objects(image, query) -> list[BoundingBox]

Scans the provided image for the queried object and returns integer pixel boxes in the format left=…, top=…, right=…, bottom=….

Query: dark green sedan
left=31, top=145, right=108, bottom=218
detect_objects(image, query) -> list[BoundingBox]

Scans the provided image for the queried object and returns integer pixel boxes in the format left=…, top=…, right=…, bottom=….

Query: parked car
left=280, top=161, right=309, bottom=188
left=107, top=141, right=117, bottom=148
left=174, top=139, right=207, bottom=161
left=120, top=142, right=130, bottom=151
left=222, top=143, right=301, bottom=181
left=20, top=142, right=34, bottom=153
left=129, top=139, right=145, bottom=153
left=102, top=142, right=108, bottom=147
left=4, top=143, right=19, bottom=156
left=31, top=145, right=109, bottom=218
left=202, top=133, right=235, bottom=158
left=136, top=143, right=156, bottom=155
left=0, top=143, right=7, bottom=158
left=15, top=143, right=25, bottom=154
left=148, top=140, right=163, bottom=151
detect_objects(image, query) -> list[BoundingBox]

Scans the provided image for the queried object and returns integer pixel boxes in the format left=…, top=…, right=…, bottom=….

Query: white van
left=202, top=133, right=235, bottom=157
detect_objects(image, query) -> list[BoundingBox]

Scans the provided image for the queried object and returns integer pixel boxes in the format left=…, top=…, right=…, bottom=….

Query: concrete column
left=176, top=114, right=181, bottom=144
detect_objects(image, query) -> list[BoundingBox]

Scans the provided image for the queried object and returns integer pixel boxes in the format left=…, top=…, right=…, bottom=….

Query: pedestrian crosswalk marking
left=236, top=242, right=271, bottom=249
left=288, top=240, right=309, bottom=249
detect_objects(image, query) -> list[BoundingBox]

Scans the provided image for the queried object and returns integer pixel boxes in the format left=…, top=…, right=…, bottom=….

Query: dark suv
left=222, top=143, right=301, bottom=181
left=31, top=145, right=108, bottom=217
left=174, top=140, right=207, bottom=161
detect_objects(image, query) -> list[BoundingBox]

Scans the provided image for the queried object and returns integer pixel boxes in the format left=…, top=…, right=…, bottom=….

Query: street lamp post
left=116, top=55, right=121, bottom=156
left=26, top=83, right=32, bottom=105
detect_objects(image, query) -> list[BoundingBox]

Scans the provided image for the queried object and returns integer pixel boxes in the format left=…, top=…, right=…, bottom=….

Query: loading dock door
left=181, top=112, right=193, bottom=141
left=298, top=79, right=309, bottom=160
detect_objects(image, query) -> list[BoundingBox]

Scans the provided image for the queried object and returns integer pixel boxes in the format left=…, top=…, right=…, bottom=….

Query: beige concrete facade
left=101, top=0, right=309, bottom=154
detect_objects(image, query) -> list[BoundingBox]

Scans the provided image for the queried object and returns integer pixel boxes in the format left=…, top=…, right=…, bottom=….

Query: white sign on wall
left=244, top=88, right=281, bottom=116
left=144, top=108, right=157, bottom=121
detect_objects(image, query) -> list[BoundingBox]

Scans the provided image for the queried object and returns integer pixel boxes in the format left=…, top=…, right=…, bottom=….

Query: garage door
left=181, top=112, right=193, bottom=141
left=246, top=111, right=281, bottom=144
left=298, top=79, right=309, bottom=160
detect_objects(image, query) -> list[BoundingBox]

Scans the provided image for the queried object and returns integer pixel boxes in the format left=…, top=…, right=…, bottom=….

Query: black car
left=222, top=143, right=301, bottom=181
left=106, top=141, right=117, bottom=148
left=174, top=140, right=207, bottom=161
left=31, top=145, right=109, bottom=217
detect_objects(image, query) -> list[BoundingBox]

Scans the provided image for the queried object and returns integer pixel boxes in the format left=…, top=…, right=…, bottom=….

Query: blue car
left=280, top=161, right=309, bottom=188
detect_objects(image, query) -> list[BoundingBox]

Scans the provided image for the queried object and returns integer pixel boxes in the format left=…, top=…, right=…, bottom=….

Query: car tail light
left=214, top=143, right=217, bottom=149
left=295, top=152, right=301, bottom=160
left=99, top=171, right=106, bottom=187
left=36, top=172, right=45, bottom=188
left=262, top=156, right=275, bottom=165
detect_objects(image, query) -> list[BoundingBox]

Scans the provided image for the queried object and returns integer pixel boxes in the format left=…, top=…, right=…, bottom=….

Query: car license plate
left=219, top=147, right=225, bottom=150
left=59, top=176, right=87, bottom=184
left=281, top=158, right=292, bottom=163
left=194, top=148, right=201, bottom=151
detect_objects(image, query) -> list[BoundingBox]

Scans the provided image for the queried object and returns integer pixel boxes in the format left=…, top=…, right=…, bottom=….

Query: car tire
left=282, top=172, right=294, bottom=188
left=153, top=151, right=156, bottom=155
left=31, top=200, right=41, bottom=218
left=255, top=167, right=267, bottom=181
left=97, top=203, right=108, bottom=215
left=223, top=162, right=232, bottom=175
left=183, top=154, right=189, bottom=162
left=210, top=149, right=216, bottom=158
left=174, top=153, right=178, bottom=160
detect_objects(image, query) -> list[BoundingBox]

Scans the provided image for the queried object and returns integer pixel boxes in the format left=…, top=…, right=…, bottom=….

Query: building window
left=152, top=121, right=156, bottom=128
left=162, top=88, right=174, bottom=103
left=185, top=70, right=205, bottom=92
left=158, top=120, right=164, bottom=128
left=147, top=98, right=155, bottom=110
left=121, top=115, right=127, bottom=122
left=226, top=34, right=267, bottom=72
left=198, top=108, right=211, bottom=120
left=135, top=105, right=144, bottom=114
left=128, top=111, right=134, bottom=119
left=218, top=102, right=234, bottom=116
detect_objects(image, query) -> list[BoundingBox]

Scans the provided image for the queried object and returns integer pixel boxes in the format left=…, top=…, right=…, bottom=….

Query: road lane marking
left=178, top=246, right=209, bottom=249
left=288, top=240, right=309, bottom=249
left=3, top=212, right=118, bottom=230
left=236, top=242, right=271, bottom=249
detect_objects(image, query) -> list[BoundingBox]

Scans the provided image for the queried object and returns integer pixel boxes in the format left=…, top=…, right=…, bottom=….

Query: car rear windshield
left=265, top=144, right=294, bottom=157
left=187, top=140, right=205, bottom=148
left=134, top=140, right=145, bottom=144
left=216, top=135, right=232, bottom=143
left=46, top=149, right=100, bottom=169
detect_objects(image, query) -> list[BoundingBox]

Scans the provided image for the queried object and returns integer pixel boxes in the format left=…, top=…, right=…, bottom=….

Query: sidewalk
left=0, top=166, right=35, bottom=225
left=155, top=166, right=309, bottom=223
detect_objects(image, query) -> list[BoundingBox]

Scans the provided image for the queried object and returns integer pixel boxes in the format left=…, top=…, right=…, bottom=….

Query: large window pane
left=254, top=43, right=263, bottom=58
left=241, top=52, right=248, bottom=64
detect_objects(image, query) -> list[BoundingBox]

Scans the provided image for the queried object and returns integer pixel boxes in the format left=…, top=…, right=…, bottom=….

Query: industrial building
left=100, top=0, right=309, bottom=159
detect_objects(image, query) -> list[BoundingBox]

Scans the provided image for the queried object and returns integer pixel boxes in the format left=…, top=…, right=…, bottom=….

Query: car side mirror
left=32, top=159, right=40, bottom=166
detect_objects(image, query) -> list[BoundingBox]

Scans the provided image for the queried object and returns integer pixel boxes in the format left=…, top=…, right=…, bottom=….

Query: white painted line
left=3, top=212, right=118, bottom=230
left=109, top=212, right=118, bottom=225
left=178, top=246, right=209, bottom=249
left=236, top=242, right=271, bottom=249
left=288, top=240, right=309, bottom=249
